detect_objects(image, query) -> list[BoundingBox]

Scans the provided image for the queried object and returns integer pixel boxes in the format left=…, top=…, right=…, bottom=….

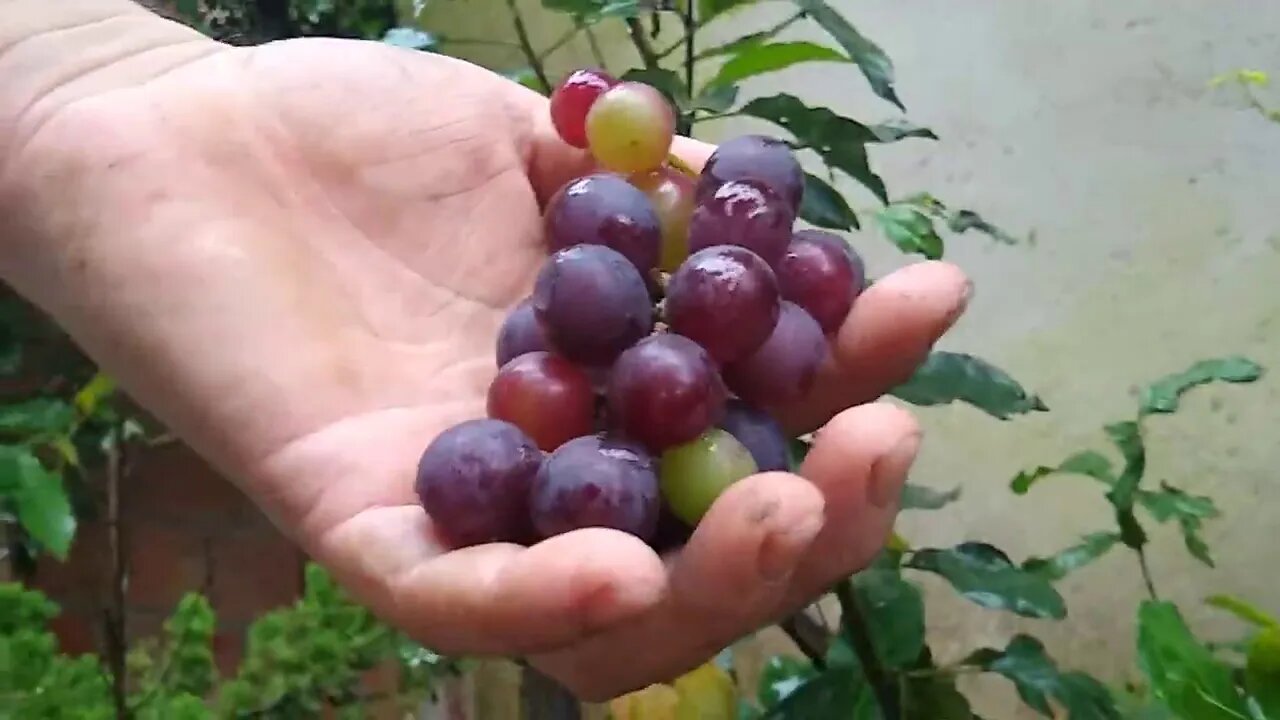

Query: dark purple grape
left=665, top=245, right=780, bottom=365
left=687, top=180, right=795, bottom=268
left=530, top=434, right=660, bottom=542
left=607, top=334, right=727, bottom=452
left=696, top=134, right=804, bottom=212
left=545, top=173, right=662, bottom=279
left=487, top=351, right=595, bottom=452
left=777, top=229, right=866, bottom=334
left=718, top=398, right=790, bottom=473
left=531, top=245, right=654, bottom=365
left=496, top=298, right=549, bottom=367
left=415, top=418, right=543, bottom=548
left=724, top=301, right=828, bottom=407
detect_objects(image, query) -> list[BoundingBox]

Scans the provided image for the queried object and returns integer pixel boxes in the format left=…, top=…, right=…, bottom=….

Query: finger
left=777, top=260, right=971, bottom=434
left=530, top=471, right=825, bottom=700
left=783, top=401, right=920, bottom=606
left=315, top=507, right=668, bottom=657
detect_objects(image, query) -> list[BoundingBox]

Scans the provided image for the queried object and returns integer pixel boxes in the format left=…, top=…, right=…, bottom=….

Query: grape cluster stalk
left=415, top=68, right=868, bottom=551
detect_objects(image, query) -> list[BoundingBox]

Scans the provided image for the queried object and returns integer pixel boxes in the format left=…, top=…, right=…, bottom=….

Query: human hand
left=0, top=5, right=970, bottom=700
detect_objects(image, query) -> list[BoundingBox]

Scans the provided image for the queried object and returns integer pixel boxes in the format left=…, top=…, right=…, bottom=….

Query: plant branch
left=779, top=611, right=830, bottom=670
left=625, top=16, right=660, bottom=68
left=681, top=0, right=695, bottom=99
left=537, top=24, right=582, bottom=62
left=836, top=580, right=900, bottom=720
left=104, top=428, right=127, bottom=720
left=521, top=665, right=581, bottom=720
left=1137, top=548, right=1160, bottom=601
left=582, top=22, right=607, bottom=68
left=504, top=0, right=552, bottom=92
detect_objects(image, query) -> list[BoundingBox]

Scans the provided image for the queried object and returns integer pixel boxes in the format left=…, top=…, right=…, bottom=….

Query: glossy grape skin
left=607, top=334, right=727, bottom=452
left=777, top=229, right=865, bottom=334
left=718, top=398, right=790, bottom=473
left=549, top=68, right=618, bottom=148
left=415, top=418, right=542, bottom=548
left=495, top=298, right=549, bottom=367
left=659, top=428, right=758, bottom=526
left=724, top=301, right=828, bottom=407
left=544, top=173, right=662, bottom=279
left=487, top=352, right=595, bottom=451
left=696, top=134, right=804, bottom=212
left=629, top=166, right=696, bottom=272
left=665, top=245, right=780, bottom=365
left=530, top=435, right=660, bottom=541
left=687, top=179, right=796, bottom=268
left=585, top=82, right=676, bottom=174
left=532, top=245, right=654, bottom=366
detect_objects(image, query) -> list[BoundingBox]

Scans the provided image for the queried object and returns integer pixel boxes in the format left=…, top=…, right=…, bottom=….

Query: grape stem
left=836, top=579, right=901, bottom=720
left=504, top=0, right=552, bottom=92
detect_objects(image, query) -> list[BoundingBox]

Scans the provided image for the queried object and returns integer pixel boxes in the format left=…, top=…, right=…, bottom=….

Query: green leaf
left=73, top=372, right=116, bottom=418
left=867, top=119, right=938, bottom=142
left=891, top=351, right=1048, bottom=420
left=1104, top=421, right=1145, bottom=512
left=622, top=67, right=689, bottom=110
left=1137, top=600, right=1250, bottom=720
left=1138, top=483, right=1219, bottom=523
left=900, top=483, right=960, bottom=510
left=786, top=437, right=812, bottom=472
left=852, top=569, right=925, bottom=668
left=0, top=446, right=75, bottom=559
left=789, top=0, right=903, bottom=110
left=1140, top=357, right=1264, bottom=416
left=947, top=209, right=1022, bottom=245
left=905, top=542, right=1066, bottom=619
left=0, top=399, right=76, bottom=436
left=1205, top=595, right=1279, bottom=628
left=798, top=172, right=859, bottom=230
left=706, top=41, right=848, bottom=89
left=698, top=0, right=755, bottom=23
left=1180, top=518, right=1214, bottom=568
left=757, top=655, right=817, bottom=709
left=1246, top=628, right=1280, bottom=719
left=976, top=634, right=1121, bottom=719
left=1011, top=451, right=1116, bottom=494
left=692, top=83, right=739, bottom=113
left=762, top=667, right=875, bottom=720
left=382, top=27, right=436, bottom=50
left=876, top=204, right=943, bottom=258
left=738, top=94, right=888, bottom=203
left=1022, top=532, right=1122, bottom=583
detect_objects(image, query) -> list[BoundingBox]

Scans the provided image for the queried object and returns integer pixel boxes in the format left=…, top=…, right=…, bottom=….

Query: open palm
left=0, top=14, right=970, bottom=700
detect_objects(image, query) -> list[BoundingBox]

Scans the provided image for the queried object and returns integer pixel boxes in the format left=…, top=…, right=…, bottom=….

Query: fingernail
left=756, top=505, right=824, bottom=582
left=868, top=432, right=922, bottom=507
left=943, top=279, right=974, bottom=328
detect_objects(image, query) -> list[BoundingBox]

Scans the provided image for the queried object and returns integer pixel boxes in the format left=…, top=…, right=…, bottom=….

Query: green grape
left=659, top=428, right=758, bottom=526
left=586, top=82, right=676, bottom=175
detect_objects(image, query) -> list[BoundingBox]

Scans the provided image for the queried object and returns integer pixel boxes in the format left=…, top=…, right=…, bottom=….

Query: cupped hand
left=0, top=10, right=970, bottom=701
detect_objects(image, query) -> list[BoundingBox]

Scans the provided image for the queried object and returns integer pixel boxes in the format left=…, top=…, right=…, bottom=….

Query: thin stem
left=537, top=24, right=582, bottom=62
left=1137, top=548, right=1160, bottom=601
left=901, top=664, right=985, bottom=680
left=582, top=22, right=607, bottom=68
left=504, top=0, right=551, bottom=92
left=836, top=580, right=900, bottom=720
left=105, top=429, right=127, bottom=720
left=690, top=110, right=740, bottom=125
left=779, top=611, right=829, bottom=670
left=521, top=665, right=582, bottom=720
left=625, top=16, right=660, bottom=68
left=681, top=0, right=695, bottom=99
left=439, top=36, right=522, bottom=49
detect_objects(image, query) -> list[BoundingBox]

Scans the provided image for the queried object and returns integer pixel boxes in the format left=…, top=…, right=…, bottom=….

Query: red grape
left=629, top=166, right=696, bottom=272
left=532, top=245, right=654, bottom=365
left=495, top=297, right=548, bottom=367
left=665, top=245, right=780, bottom=364
left=718, top=398, right=790, bottom=473
left=585, top=81, right=676, bottom=174
left=544, top=172, right=662, bottom=279
left=530, top=434, right=660, bottom=541
left=696, top=134, right=804, bottom=212
left=776, top=229, right=865, bottom=334
left=687, top=179, right=795, bottom=268
left=487, top=351, right=595, bottom=451
left=607, top=334, right=727, bottom=452
left=724, top=301, right=828, bottom=407
left=659, top=428, right=757, bottom=526
left=549, top=68, right=618, bottom=149
left=415, top=418, right=542, bottom=547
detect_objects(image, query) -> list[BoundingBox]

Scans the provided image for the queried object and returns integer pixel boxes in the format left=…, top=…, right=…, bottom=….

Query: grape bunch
left=415, top=68, right=868, bottom=551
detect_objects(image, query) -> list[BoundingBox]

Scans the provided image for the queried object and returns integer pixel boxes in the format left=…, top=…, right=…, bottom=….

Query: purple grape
left=530, top=434, right=660, bottom=542
left=496, top=298, right=549, bottom=367
left=415, top=418, right=543, bottom=548
left=777, top=230, right=866, bottom=335
left=696, top=134, right=804, bottom=212
left=718, top=398, right=790, bottom=473
left=607, top=334, right=727, bottom=452
left=665, top=245, right=780, bottom=365
left=532, top=245, right=654, bottom=366
left=687, top=180, right=795, bottom=268
left=724, top=301, right=828, bottom=407
left=544, top=173, right=662, bottom=279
